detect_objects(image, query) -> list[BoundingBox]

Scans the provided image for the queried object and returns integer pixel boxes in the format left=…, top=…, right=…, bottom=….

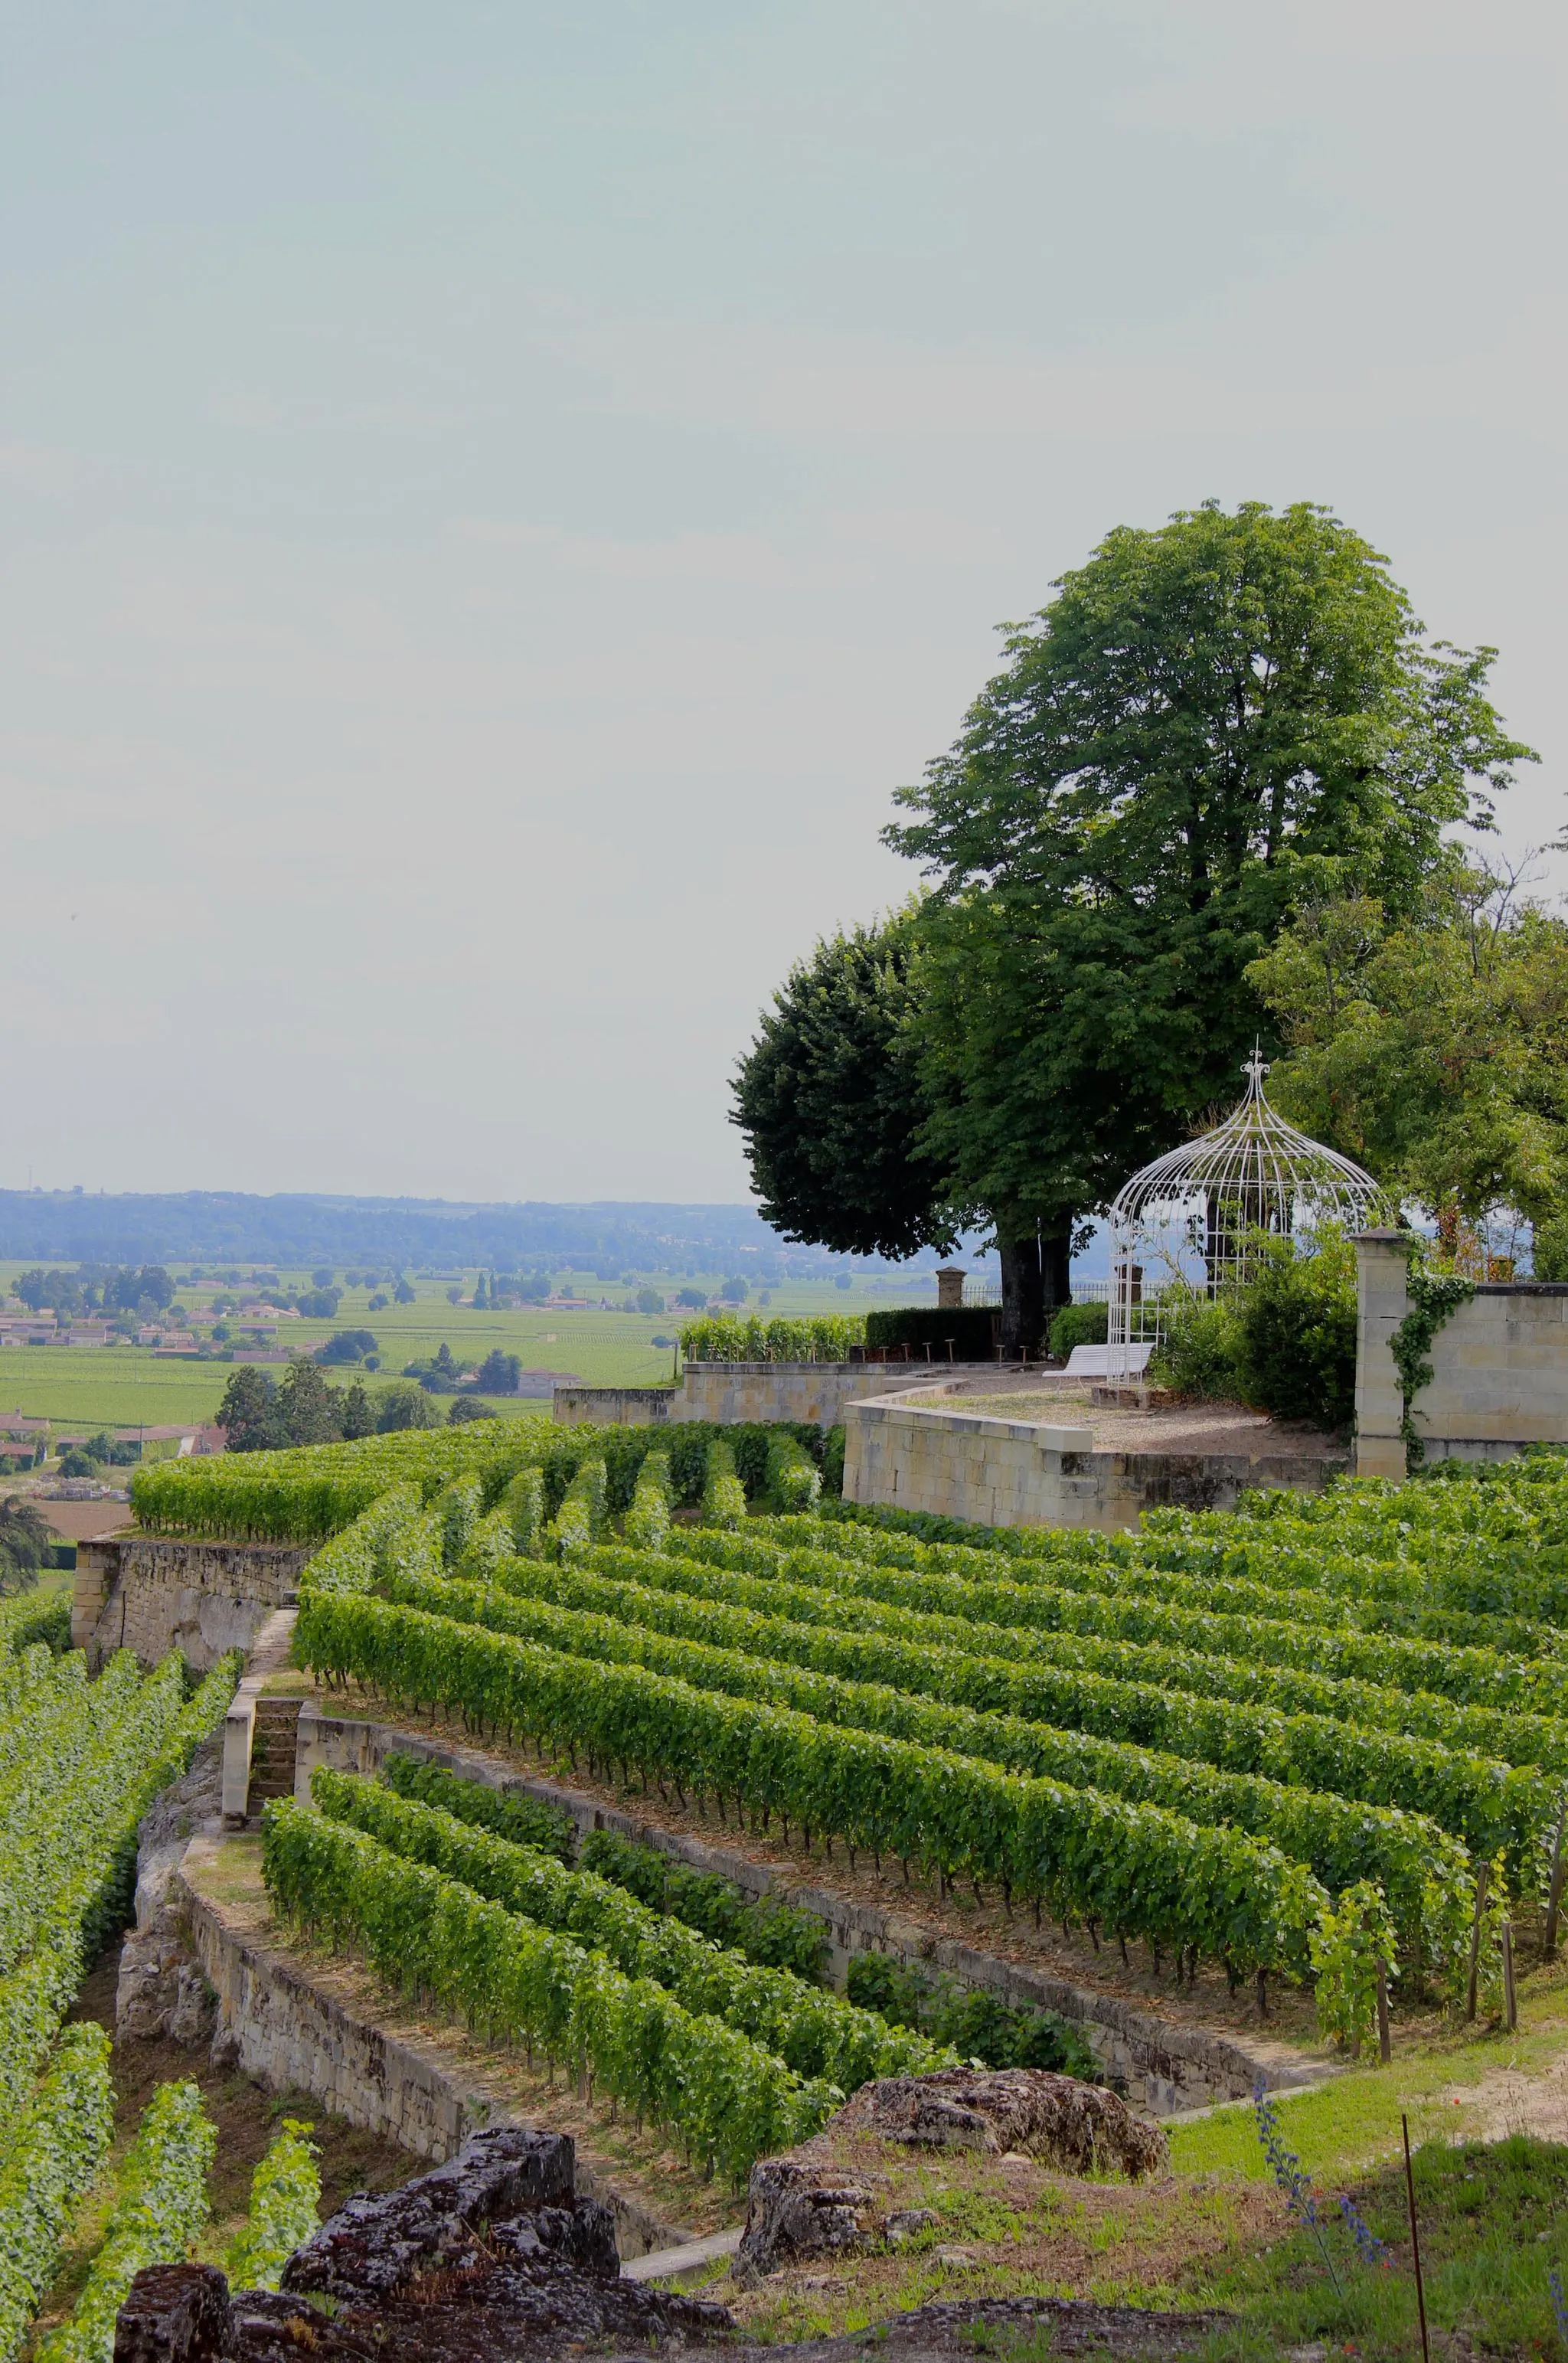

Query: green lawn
left=0, top=1262, right=937, bottom=1430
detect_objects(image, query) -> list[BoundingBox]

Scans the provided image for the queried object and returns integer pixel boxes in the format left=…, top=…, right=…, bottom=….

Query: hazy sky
left=4, top=1, right=1563, bottom=1201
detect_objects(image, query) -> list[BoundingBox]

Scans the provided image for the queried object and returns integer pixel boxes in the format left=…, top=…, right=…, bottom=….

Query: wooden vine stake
left=1403, top=2113, right=1429, bottom=2363
left=1544, top=1797, right=1568, bottom=1960
left=1501, top=1921, right=1517, bottom=2034
left=1465, top=1859, right=1490, bottom=2022
left=1375, top=1959, right=1392, bottom=2064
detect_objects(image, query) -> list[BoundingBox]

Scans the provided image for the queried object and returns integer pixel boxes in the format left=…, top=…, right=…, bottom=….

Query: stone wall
left=295, top=1708, right=1313, bottom=2114
left=843, top=1387, right=1344, bottom=1534
left=1354, top=1230, right=1568, bottom=1479
left=555, top=1361, right=996, bottom=1430
left=74, top=1535, right=315, bottom=1672
left=177, top=1837, right=685, bottom=2255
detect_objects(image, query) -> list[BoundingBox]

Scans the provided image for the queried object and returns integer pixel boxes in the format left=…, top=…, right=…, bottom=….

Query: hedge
left=863, top=1308, right=998, bottom=1359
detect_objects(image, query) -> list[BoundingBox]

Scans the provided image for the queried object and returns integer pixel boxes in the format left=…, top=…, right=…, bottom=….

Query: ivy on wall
left=1388, top=1247, right=1477, bottom=1474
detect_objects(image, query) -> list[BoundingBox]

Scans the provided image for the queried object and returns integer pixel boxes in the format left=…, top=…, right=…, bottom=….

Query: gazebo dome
left=1106, top=1050, right=1388, bottom=1379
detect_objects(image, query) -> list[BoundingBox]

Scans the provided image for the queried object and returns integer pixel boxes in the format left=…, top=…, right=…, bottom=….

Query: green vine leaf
left=1388, top=1248, right=1477, bottom=1475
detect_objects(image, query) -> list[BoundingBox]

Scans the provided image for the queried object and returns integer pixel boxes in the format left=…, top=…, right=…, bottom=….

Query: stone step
left=245, top=1698, right=302, bottom=1818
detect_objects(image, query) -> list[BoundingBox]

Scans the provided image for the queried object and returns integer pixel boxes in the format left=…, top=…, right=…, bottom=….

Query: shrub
left=1047, top=1301, right=1107, bottom=1361
left=447, top=1399, right=496, bottom=1424
left=864, top=1307, right=996, bottom=1360
left=1534, top=1214, right=1568, bottom=1283
left=1233, top=1227, right=1358, bottom=1430
left=1148, top=1294, right=1242, bottom=1398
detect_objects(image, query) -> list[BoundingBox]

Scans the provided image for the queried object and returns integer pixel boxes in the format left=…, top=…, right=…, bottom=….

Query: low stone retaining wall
left=842, top=1387, right=1346, bottom=1534
left=176, top=1837, right=688, bottom=2257
left=73, top=1534, right=316, bottom=1672
left=555, top=1360, right=1001, bottom=1430
left=297, top=1708, right=1319, bottom=2116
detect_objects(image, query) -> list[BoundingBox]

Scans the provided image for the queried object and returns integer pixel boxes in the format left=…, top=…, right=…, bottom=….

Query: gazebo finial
left=1242, top=1041, right=1269, bottom=1093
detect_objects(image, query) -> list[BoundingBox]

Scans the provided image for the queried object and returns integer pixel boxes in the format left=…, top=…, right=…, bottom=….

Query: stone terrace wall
left=844, top=1388, right=1346, bottom=1534
left=555, top=1361, right=997, bottom=1430
left=1355, top=1230, right=1568, bottom=1479
left=74, top=1535, right=315, bottom=1672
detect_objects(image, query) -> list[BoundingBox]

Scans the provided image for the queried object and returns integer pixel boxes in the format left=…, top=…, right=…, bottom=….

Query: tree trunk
left=998, top=1224, right=1072, bottom=1358
left=998, top=1229, right=1044, bottom=1358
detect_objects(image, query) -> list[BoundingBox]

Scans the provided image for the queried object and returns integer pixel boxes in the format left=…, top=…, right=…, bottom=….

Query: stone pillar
left=1354, top=1230, right=1411, bottom=1482
left=935, top=1266, right=966, bottom=1310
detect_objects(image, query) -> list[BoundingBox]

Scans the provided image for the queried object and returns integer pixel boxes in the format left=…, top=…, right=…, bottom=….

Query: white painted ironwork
left=1105, top=1050, right=1388, bottom=1380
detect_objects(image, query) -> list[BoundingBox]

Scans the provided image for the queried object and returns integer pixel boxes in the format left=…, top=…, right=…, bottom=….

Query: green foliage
left=436, top=1476, right=483, bottom=1567
left=1148, top=1293, right=1243, bottom=1400
left=764, top=1433, right=821, bottom=1515
left=890, top=502, right=1534, bottom=1252
left=701, top=1438, right=747, bottom=1531
left=0, top=2025, right=113, bottom=2363
left=1308, top=1880, right=1396, bottom=2055
left=678, top=1315, right=864, bottom=1364
left=416, top=1551, right=1467, bottom=1959
left=844, top=1953, right=1097, bottom=2078
left=1250, top=858, right=1566, bottom=1227
left=312, top=1769, right=929, bottom=2091
left=502, top=1466, right=546, bottom=1557
left=580, top=1828, right=827, bottom=1984
left=862, top=1306, right=995, bottom=1358
left=131, top=1422, right=553, bottom=1541
left=40, top=2077, right=214, bottom=2363
left=1389, top=1249, right=1478, bottom=1471
left=0, top=1500, right=53, bottom=1594
left=263, top=1797, right=833, bottom=2183
left=382, top=1750, right=576, bottom=1863
left=1535, top=1214, right=1568, bottom=1282
left=730, top=907, right=959, bottom=1261
left=1047, top=1301, right=1107, bottom=1360
left=623, top=1453, right=672, bottom=1554
left=222, top=2120, right=321, bottom=2293
left=1231, top=1226, right=1359, bottom=1430
left=296, top=1585, right=1326, bottom=1973
left=555, top=1457, right=607, bottom=1561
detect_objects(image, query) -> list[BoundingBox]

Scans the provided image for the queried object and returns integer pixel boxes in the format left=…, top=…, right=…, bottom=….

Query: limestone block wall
left=844, top=1387, right=1345, bottom=1534
left=555, top=1361, right=996, bottom=1430
left=74, top=1535, right=315, bottom=1672
left=1354, top=1230, right=1568, bottom=1478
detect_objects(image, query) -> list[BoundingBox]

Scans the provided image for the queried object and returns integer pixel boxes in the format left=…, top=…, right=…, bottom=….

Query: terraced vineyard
left=132, top=1427, right=1568, bottom=2174
left=0, top=1591, right=237, bottom=2359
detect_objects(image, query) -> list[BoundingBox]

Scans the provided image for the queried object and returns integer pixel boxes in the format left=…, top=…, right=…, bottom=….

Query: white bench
left=1063, top=1342, right=1153, bottom=1379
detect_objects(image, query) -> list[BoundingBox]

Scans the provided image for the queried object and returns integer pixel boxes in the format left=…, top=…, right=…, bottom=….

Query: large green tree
left=1248, top=855, right=1568, bottom=1238
left=730, top=908, right=962, bottom=1263
left=887, top=501, right=1533, bottom=1343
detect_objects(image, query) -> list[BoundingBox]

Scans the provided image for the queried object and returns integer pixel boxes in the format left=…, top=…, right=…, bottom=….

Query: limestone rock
left=113, top=2263, right=232, bottom=2361
left=831, top=2067, right=1167, bottom=2181
left=115, top=1735, right=224, bottom=2045
left=280, top=2126, right=583, bottom=2303
left=737, top=2158, right=877, bottom=2277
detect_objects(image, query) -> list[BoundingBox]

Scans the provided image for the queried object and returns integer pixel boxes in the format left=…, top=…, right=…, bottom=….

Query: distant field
left=0, top=1263, right=943, bottom=1430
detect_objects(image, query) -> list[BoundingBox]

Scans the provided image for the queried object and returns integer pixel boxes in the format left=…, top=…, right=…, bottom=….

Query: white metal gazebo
left=1106, top=1050, right=1389, bottom=1380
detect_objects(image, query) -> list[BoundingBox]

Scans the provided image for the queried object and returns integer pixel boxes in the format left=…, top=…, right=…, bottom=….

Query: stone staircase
left=246, top=1696, right=302, bottom=1820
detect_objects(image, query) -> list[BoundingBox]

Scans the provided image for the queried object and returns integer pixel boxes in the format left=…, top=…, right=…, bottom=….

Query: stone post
left=935, top=1266, right=966, bottom=1310
left=1354, top=1230, right=1411, bottom=1482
